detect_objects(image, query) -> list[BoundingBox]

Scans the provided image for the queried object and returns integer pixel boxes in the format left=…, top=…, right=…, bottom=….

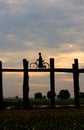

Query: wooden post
left=50, top=58, right=55, bottom=108
left=23, top=59, right=29, bottom=109
left=73, top=59, right=80, bottom=108
left=0, top=61, right=3, bottom=110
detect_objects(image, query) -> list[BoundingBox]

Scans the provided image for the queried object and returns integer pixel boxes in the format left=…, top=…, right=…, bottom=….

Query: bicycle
left=30, top=60, right=49, bottom=69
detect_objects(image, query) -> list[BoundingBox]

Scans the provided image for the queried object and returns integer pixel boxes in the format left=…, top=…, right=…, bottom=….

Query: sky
left=0, top=0, right=84, bottom=98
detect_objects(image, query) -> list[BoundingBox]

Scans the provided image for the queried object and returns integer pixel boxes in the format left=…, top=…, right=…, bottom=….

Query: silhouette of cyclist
left=37, top=52, right=44, bottom=68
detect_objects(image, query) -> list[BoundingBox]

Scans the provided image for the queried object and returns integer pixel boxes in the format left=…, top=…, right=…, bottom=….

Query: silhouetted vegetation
left=3, top=98, right=84, bottom=109
left=79, top=92, right=84, bottom=99
left=47, top=91, right=56, bottom=99
left=57, top=90, right=70, bottom=100
left=34, top=92, right=43, bottom=99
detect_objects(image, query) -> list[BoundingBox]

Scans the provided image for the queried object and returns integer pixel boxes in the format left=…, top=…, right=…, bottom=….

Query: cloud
left=59, top=77, right=73, bottom=82
left=1, top=0, right=84, bottom=53
left=30, top=83, right=48, bottom=88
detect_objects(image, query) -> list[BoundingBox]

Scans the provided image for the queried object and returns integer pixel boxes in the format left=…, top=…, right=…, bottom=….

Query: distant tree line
left=34, top=89, right=71, bottom=100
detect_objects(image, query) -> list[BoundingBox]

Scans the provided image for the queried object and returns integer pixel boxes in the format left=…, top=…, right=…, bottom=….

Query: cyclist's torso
left=38, top=56, right=43, bottom=67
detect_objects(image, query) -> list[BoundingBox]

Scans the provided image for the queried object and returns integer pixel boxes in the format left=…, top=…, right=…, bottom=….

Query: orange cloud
left=56, top=75, right=73, bottom=83
left=30, top=83, right=48, bottom=88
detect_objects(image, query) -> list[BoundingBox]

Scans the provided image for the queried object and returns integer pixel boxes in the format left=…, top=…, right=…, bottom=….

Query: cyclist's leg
left=38, top=63, right=43, bottom=68
left=43, top=65, right=46, bottom=69
left=43, top=62, right=49, bottom=69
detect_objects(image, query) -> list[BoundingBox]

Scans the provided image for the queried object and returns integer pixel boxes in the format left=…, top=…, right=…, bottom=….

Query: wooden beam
left=2, top=68, right=73, bottom=73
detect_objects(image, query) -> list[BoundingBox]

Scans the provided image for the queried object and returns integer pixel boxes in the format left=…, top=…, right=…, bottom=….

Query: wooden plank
left=2, top=68, right=73, bottom=73
left=79, top=69, right=84, bottom=73
left=54, top=68, right=73, bottom=73
left=2, top=68, right=84, bottom=73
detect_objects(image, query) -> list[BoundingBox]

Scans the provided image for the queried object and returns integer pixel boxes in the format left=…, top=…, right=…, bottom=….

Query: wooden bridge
left=0, top=58, right=84, bottom=109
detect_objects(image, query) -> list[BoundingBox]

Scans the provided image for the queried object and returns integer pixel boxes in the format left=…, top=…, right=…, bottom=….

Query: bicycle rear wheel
left=30, top=62, right=37, bottom=69
left=43, top=62, right=49, bottom=69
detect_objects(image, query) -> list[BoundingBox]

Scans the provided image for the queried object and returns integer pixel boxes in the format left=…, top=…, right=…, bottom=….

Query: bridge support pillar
left=73, top=59, right=80, bottom=108
left=23, top=59, right=30, bottom=109
left=50, top=58, right=55, bottom=108
left=0, top=61, right=3, bottom=110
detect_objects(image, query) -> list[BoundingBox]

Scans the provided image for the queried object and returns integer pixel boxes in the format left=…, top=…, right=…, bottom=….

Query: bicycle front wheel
left=30, top=62, right=37, bottom=69
left=43, top=62, right=50, bottom=69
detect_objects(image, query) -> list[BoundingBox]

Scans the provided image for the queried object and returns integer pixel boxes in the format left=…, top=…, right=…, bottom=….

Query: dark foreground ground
left=0, top=108, right=84, bottom=130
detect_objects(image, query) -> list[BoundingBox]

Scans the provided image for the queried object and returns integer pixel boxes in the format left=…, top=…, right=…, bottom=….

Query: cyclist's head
left=39, top=52, right=41, bottom=55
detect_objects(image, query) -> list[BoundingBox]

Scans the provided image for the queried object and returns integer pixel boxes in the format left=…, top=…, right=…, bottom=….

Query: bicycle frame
left=30, top=60, right=49, bottom=69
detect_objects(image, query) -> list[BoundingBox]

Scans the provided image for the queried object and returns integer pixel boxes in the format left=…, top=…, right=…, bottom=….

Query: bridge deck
left=1, top=68, right=84, bottom=73
left=2, top=68, right=72, bottom=72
